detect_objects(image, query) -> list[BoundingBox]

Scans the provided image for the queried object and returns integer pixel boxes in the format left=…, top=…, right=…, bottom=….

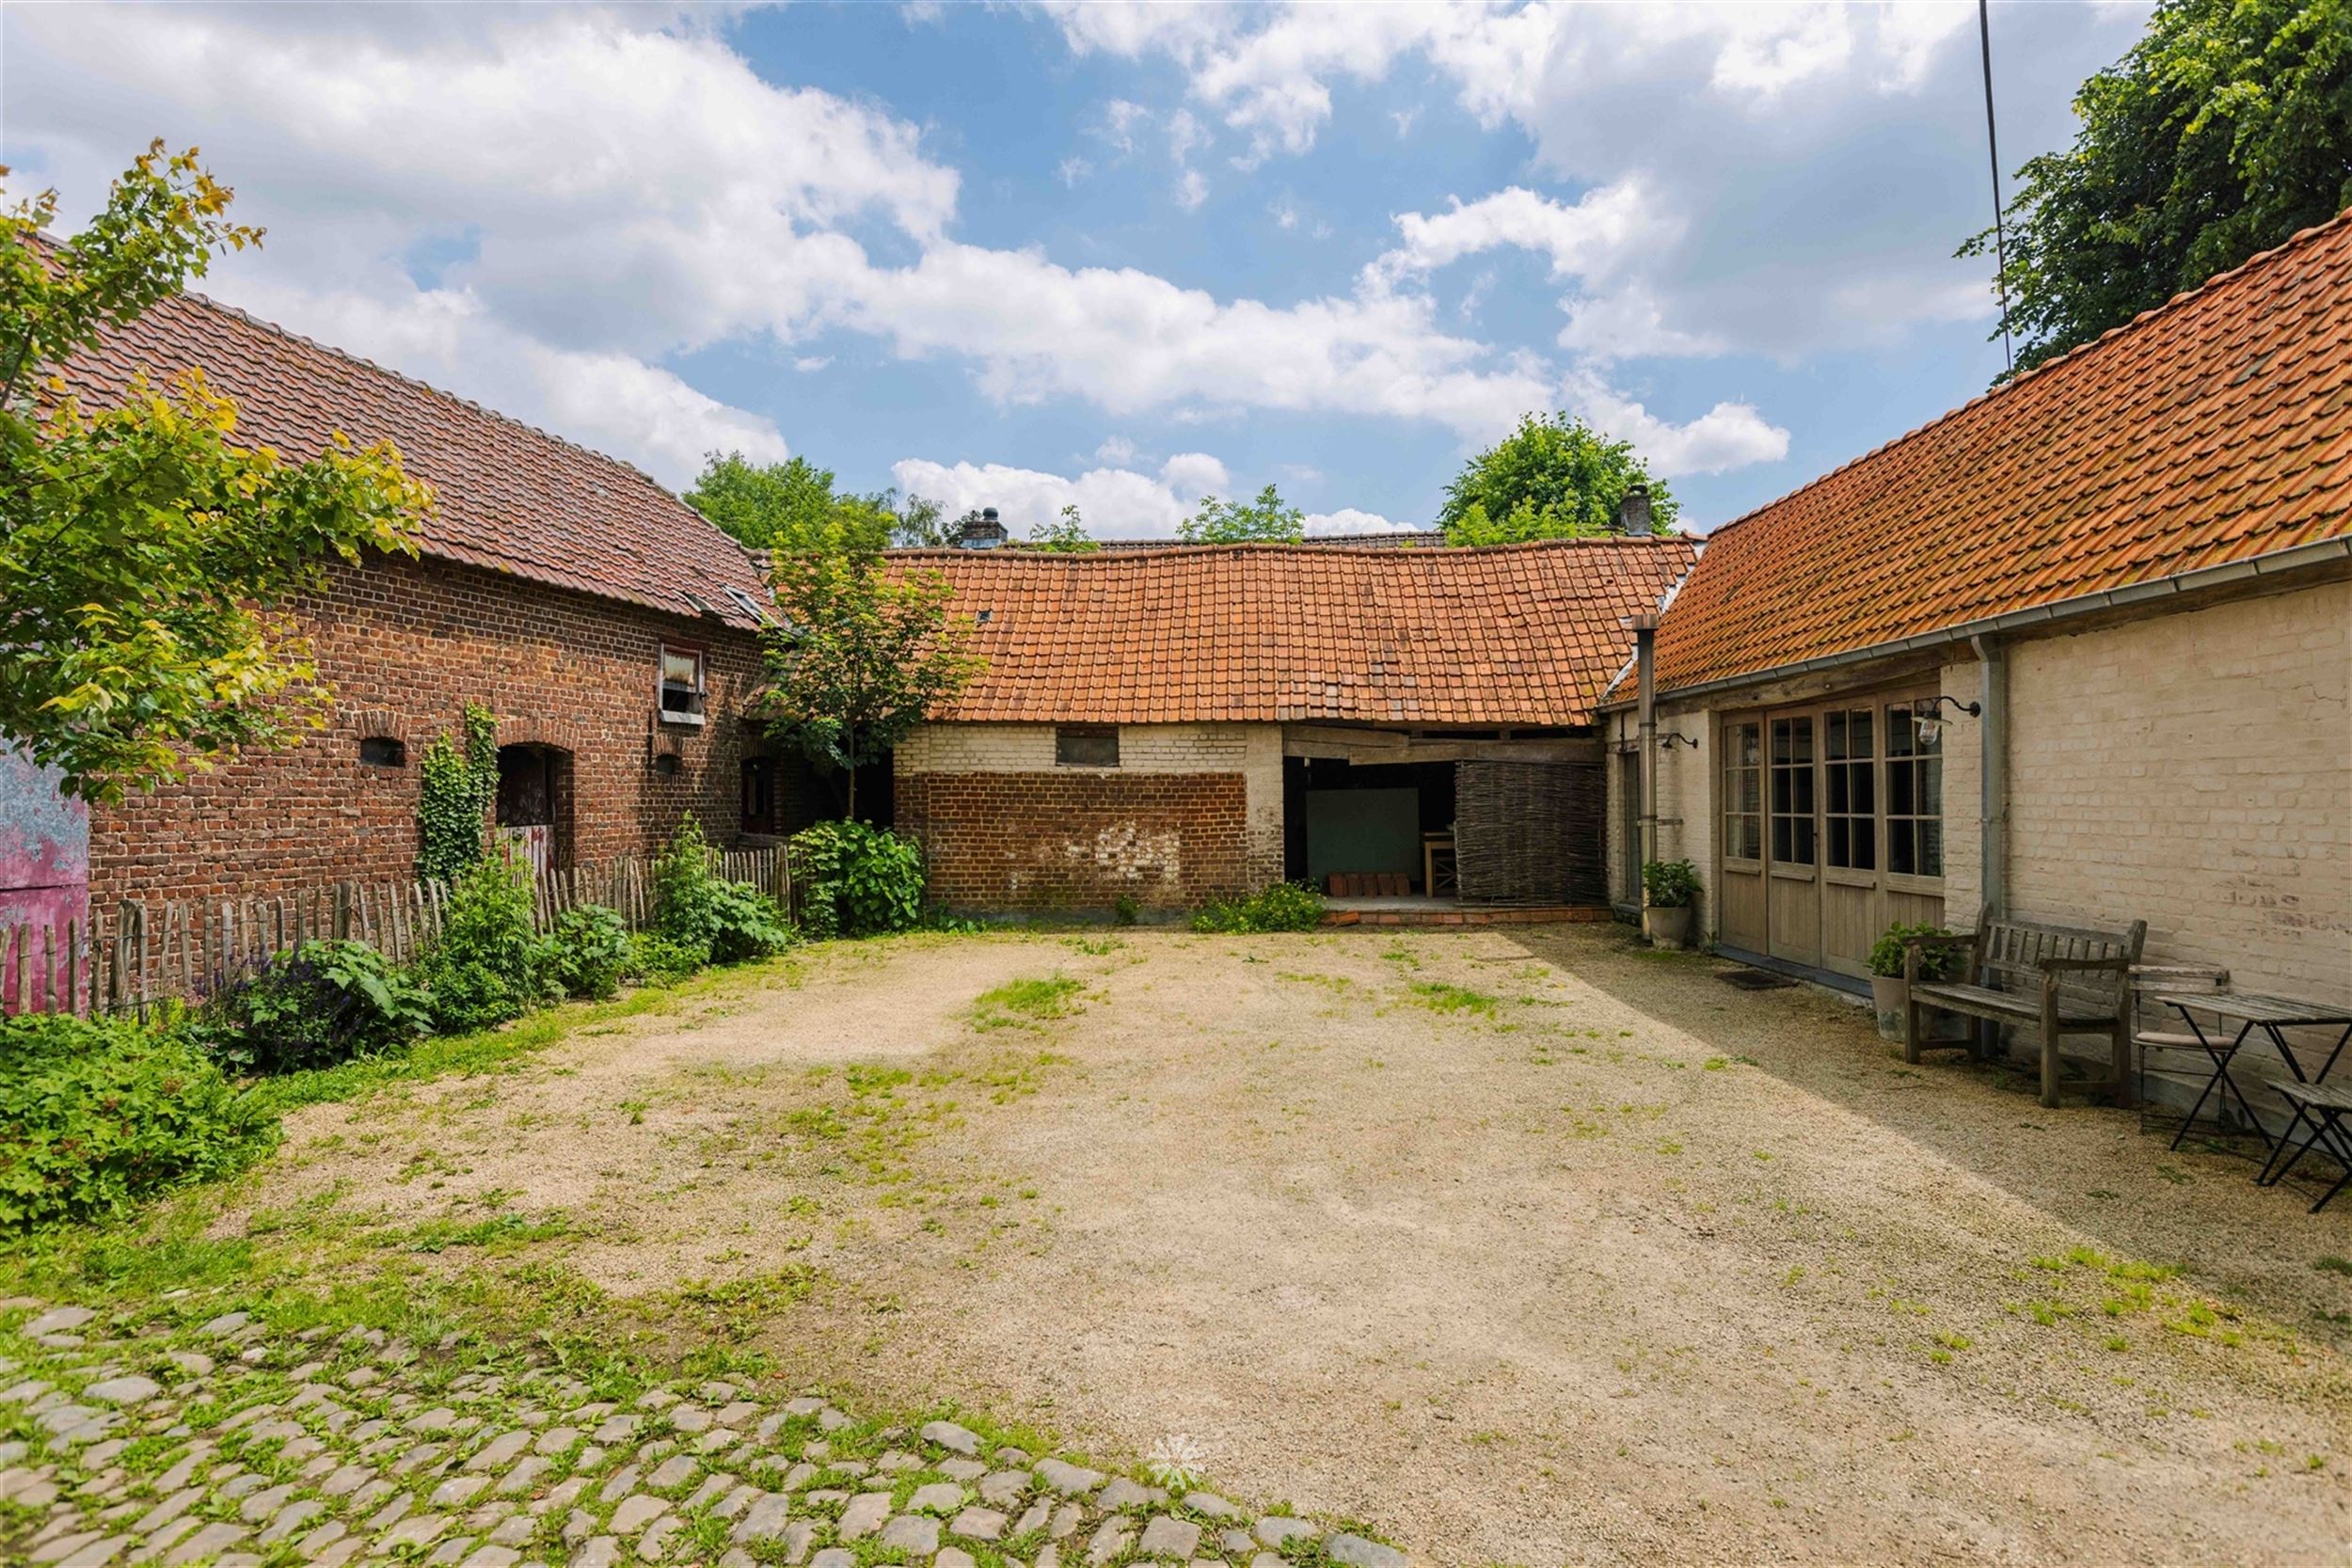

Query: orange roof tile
left=1656, top=208, right=2352, bottom=694
left=891, top=538, right=1696, bottom=726
left=54, top=287, right=770, bottom=629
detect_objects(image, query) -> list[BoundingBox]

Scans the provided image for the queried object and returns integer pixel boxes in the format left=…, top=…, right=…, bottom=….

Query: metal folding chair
left=2259, top=1081, right=2352, bottom=1213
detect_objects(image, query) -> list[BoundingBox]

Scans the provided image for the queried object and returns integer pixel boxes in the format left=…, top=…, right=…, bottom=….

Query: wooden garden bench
left=1903, top=906, right=2147, bottom=1109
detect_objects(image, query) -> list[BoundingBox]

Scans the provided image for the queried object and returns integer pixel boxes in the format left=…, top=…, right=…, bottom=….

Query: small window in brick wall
left=1055, top=724, right=1120, bottom=768
left=659, top=644, right=706, bottom=724
left=358, top=736, right=406, bottom=768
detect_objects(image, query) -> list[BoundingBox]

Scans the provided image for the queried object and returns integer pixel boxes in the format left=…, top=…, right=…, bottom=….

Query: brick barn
left=888, top=537, right=1696, bottom=917
left=55, top=290, right=779, bottom=907
left=1610, top=210, right=2351, bottom=1019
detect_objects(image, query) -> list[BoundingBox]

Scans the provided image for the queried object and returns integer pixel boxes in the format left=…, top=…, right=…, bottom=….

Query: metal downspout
left=1973, top=633, right=2009, bottom=1060
left=1973, top=633, right=2008, bottom=920
left=1634, top=617, right=1659, bottom=889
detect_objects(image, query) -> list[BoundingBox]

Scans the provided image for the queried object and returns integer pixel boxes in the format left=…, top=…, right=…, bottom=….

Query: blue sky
left=2, top=2, right=2150, bottom=537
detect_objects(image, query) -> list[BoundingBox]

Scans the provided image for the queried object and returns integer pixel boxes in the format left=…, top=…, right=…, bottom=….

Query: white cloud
left=1040, top=1, right=2131, bottom=360
left=831, top=239, right=1558, bottom=441
left=792, top=354, right=834, bottom=372
left=894, top=451, right=1401, bottom=541
left=1157, top=451, right=1230, bottom=499
left=1365, top=181, right=1671, bottom=292
left=1057, top=155, right=1093, bottom=186
left=1099, top=98, right=1150, bottom=155
left=1564, top=367, right=1788, bottom=478
left=226, top=278, right=789, bottom=486
left=1305, top=507, right=1412, bottom=536
left=1555, top=285, right=1724, bottom=361
left=893, top=456, right=1196, bottom=539
left=1039, top=1, right=1236, bottom=66
left=1093, top=435, right=1137, bottom=465
left=1175, top=168, right=1209, bottom=210
left=8, top=1, right=1826, bottom=499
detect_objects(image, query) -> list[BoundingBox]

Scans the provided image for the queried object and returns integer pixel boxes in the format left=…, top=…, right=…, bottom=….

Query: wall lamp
left=1915, top=694, right=1980, bottom=743
left=1657, top=731, right=1702, bottom=751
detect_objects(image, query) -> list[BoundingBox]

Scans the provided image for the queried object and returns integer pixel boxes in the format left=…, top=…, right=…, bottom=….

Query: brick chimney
left=957, top=506, right=1009, bottom=550
left=1616, top=484, right=1653, bottom=537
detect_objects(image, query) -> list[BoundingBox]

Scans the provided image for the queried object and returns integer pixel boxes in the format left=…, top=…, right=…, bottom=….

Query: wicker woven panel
left=1454, top=760, right=1605, bottom=906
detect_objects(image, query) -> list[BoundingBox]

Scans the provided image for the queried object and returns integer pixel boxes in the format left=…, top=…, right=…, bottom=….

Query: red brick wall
left=87, top=553, right=766, bottom=906
left=896, top=771, right=1250, bottom=911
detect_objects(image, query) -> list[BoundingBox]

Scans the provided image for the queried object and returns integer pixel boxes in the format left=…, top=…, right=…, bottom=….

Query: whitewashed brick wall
left=2003, top=579, right=2350, bottom=1003
left=1606, top=578, right=2349, bottom=996
left=1607, top=707, right=1726, bottom=938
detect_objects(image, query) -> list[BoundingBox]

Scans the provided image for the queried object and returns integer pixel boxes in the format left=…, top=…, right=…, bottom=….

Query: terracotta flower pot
left=1643, top=905, right=1692, bottom=950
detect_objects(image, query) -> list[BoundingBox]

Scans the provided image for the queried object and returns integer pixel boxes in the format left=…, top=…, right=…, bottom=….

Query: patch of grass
left=970, top=974, right=1088, bottom=1031
left=1407, top=981, right=1499, bottom=1017
left=399, top=1210, right=573, bottom=1255
left=2314, top=1256, right=2352, bottom=1277
left=241, top=959, right=792, bottom=1117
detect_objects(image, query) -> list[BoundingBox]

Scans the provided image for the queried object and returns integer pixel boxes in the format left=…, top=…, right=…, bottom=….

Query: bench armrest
left=1904, top=932, right=1976, bottom=949
left=2038, top=956, right=2132, bottom=973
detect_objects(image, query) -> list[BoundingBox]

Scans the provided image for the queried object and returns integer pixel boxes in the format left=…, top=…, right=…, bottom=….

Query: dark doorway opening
left=1282, top=757, right=1454, bottom=893
left=762, top=749, right=896, bottom=833
left=496, top=744, right=572, bottom=874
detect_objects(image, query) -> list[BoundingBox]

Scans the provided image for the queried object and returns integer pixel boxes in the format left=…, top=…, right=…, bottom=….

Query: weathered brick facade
left=87, top=552, right=766, bottom=907
left=893, top=722, right=1284, bottom=912
left=897, top=770, right=1252, bottom=912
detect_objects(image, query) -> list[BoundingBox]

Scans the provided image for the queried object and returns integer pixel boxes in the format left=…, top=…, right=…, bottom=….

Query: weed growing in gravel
left=2315, top=1256, right=2352, bottom=1276
left=970, top=975, right=1087, bottom=1031
left=1408, top=981, right=1499, bottom=1017
left=400, top=1210, right=575, bottom=1254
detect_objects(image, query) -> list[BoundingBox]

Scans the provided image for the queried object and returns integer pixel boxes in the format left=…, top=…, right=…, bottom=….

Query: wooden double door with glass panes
left=1715, top=690, right=1948, bottom=977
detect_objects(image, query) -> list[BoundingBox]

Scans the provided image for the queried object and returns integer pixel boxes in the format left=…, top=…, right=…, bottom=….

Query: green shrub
left=790, top=820, right=925, bottom=938
left=707, top=881, right=794, bottom=964
left=1190, top=880, right=1326, bottom=933
left=184, top=940, right=431, bottom=1076
left=1642, top=859, right=1701, bottom=909
left=545, top=905, right=631, bottom=1000
left=0, top=1013, right=277, bottom=1230
left=1113, top=895, right=1141, bottom=927
left=1869, top=922, right=1962, bottom=980
left=418, top=856, right=550, bottom=1034
left=650, top=815, right=723, bottom=948
left=626, top=932, right=707, bottom=985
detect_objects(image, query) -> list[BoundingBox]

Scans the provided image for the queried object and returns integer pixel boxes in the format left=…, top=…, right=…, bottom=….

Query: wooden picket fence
left=0, top=845, right=791, bottom=1022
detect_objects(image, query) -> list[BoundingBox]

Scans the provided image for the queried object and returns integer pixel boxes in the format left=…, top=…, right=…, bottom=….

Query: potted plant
left=1867, top=921, right=1958, bottom=1039
left=1641, top=860, right=1699, bottom=949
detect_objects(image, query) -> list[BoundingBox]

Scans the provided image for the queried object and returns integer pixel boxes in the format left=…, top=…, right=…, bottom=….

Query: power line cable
left=1979, top=0, right=2015, bottom=372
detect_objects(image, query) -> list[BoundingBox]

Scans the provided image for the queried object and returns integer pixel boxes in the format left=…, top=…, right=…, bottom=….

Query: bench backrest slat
left=1967, top=909, right=2146, bottom=1013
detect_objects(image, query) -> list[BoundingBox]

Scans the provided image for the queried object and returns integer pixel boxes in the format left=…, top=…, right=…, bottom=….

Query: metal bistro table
left=2153, top=990, right=2352, bottom=1154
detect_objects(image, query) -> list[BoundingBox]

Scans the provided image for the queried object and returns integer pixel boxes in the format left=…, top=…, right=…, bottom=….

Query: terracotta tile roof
left=1656, top=208, right=2352, bottom=694
left=891, top=538, right=1697, bottom=726
left=55, top=287, right=771, bottom=629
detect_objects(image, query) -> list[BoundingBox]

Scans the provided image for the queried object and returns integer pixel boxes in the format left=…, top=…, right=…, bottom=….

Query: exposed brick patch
left=898, top=771, right=1251, bottom=911
left=87, top=553, right=765, bottom=908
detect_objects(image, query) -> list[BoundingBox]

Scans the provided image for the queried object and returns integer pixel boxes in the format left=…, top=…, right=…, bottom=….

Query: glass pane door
left=1769, top=716, right=1816, bottom=867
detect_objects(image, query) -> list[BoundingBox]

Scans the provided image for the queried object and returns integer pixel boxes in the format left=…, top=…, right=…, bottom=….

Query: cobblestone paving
left=0, top=1301, right=1405, bottom=1568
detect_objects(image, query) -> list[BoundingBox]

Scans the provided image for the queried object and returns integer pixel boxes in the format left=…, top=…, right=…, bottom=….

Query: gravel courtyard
left=233, top=925, right=2349, bottom=1565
